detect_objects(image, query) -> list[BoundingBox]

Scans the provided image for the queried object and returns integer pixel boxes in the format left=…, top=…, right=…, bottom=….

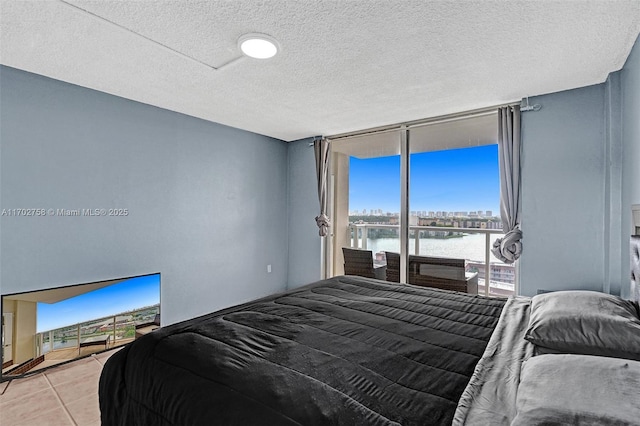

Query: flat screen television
left=1, top=272, right=160, bottom=380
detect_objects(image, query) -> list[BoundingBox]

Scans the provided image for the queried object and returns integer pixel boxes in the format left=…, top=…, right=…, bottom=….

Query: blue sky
left=37, top=274, right=160, bottom=332
left=349, top=144, right=499, bottom=214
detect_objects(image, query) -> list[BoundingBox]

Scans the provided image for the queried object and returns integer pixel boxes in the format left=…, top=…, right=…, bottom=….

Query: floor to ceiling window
left=329, top=109, right=515, bottom=296
left=331, top=130, right=402, bottom=279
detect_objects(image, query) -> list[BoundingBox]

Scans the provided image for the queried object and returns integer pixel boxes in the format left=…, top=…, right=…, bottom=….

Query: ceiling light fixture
left=238, top=33, right=279, bottom=59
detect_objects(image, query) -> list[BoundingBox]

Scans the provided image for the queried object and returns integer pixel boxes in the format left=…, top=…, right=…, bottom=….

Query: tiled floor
left=0, top=347, right=121, bottom=426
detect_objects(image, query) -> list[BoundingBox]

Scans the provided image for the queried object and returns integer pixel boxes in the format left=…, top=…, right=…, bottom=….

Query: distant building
left=467, top=261, right=515, bottom=285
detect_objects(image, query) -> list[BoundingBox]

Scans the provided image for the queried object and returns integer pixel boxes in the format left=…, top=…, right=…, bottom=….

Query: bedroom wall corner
left=520, top=84, right=607, bottom=297
left=603, top=70, right=623, bottom=297
left=620, top=33, right=640, bottom=299
left=286, top=138, right=322, bottom=289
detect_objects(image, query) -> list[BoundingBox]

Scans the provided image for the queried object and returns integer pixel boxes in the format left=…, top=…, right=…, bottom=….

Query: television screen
left=1, top=273, right=160, bottom=379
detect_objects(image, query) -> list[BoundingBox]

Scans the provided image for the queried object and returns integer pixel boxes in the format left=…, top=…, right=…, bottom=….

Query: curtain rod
left=326, top=101, right=521, bottom=142
left=520, top=96, right=542, bottom=112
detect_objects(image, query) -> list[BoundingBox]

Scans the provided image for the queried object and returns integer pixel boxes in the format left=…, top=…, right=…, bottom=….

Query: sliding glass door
left=331, top=130, right=402, bottom=279
left=408, top=113, right=513, bottom=295
left=329, top=110, right=515, bottom=296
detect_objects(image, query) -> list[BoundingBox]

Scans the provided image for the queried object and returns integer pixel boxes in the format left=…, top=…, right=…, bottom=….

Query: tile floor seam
left=43, top=372, right=78, bottom=426
left=92, top=354, right=106, bottom=367
left=1, top=348, right=119, bottom=425
left=0, top=385, right=48, bottom=405
left=0, top=383, right=63, bottom=424
left=0, top=379, right=11, bottom=396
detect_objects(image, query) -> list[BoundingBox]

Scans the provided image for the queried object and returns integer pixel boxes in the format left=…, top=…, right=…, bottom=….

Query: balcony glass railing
left=36, top=304, right=160, bottom=356
left=347, top=223, right=514, bottom=296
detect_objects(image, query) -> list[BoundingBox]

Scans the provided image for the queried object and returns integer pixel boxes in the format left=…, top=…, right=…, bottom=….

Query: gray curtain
left=314, top=138, right=331, bottom=237
left=492, top=106, right=522, bottom=263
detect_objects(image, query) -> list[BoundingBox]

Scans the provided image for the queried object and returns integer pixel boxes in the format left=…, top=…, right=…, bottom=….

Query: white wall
left=0, top=66, right=289, bottom=326
left=13, top=301, right=36, bottom=364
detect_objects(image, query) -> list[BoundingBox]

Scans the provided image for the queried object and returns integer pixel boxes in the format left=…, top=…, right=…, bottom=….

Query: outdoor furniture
left=384, top=252, right=478, bottom=293
left=79, top=334, right=110, bottom=354
left=410, top=255, right=478, bottom=293
left=342, top=247, right=386, bottom=280
left=385, top=251, right=401, bottom=283
left=135, top=314, right=161, bottom=339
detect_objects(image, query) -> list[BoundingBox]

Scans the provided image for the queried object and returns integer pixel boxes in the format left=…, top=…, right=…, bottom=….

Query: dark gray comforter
left=99, top=276, right=506, bottom=425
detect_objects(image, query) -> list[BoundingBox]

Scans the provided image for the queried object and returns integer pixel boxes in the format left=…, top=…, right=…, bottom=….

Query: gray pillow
left=512, top=354, right=640, bottom=426
left=525, top=290, right=640, bottom=361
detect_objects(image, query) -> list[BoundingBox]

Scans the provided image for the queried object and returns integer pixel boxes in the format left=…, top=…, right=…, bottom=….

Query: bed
left=100, top=239, right=640, bottom=425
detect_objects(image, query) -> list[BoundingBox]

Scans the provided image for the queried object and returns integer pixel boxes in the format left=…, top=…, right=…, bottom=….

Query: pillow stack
left=513, top=291, right=640, bottom=425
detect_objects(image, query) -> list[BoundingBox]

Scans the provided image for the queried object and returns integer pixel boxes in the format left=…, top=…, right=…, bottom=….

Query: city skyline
left=350, top=209, right=496, bottom=218
left=349, top=145, right=500, bottom=214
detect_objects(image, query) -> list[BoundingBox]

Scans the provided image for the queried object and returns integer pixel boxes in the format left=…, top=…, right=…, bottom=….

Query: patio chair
left=385, top=251, right=400, bottom=282
left=342, top=247, right=386, bottom=280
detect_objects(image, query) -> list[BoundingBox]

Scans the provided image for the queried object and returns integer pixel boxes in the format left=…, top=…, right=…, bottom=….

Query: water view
left=364, top=232, right=505, bottom=262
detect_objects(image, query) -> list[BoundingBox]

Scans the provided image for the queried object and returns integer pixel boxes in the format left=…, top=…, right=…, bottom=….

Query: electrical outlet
left=267, top=264, right=272, bottom=273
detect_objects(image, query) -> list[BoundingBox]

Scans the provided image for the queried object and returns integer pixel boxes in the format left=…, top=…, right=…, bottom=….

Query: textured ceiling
left=1, top=0, right=639, bottom=141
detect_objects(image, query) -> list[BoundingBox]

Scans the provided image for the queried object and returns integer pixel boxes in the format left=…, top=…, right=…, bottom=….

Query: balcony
left=14, top=305, right=161, bottom=375
left=346, top=223, right=514, bottom=297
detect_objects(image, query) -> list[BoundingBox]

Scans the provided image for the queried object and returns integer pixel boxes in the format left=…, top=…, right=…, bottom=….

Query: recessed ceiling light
left=238, top=33, right=279, bottom=59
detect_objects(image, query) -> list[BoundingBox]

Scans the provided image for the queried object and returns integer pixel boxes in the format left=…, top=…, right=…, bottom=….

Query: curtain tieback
left=315, top=214, right=331, bottom=237
left=491, top=228, right=522, bottom=264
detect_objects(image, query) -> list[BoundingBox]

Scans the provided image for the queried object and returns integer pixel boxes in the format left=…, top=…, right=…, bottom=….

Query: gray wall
left=603, top=70, right=623, bottom=297
left=519, top=34, right=640, bottom=297
left=621, top=34, right=640, bottom=298
left=520, top=84, right=607, bottom=296
left=0, top=66, right=289, bottom=325
left=286, top=138, right=322, bottom=288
